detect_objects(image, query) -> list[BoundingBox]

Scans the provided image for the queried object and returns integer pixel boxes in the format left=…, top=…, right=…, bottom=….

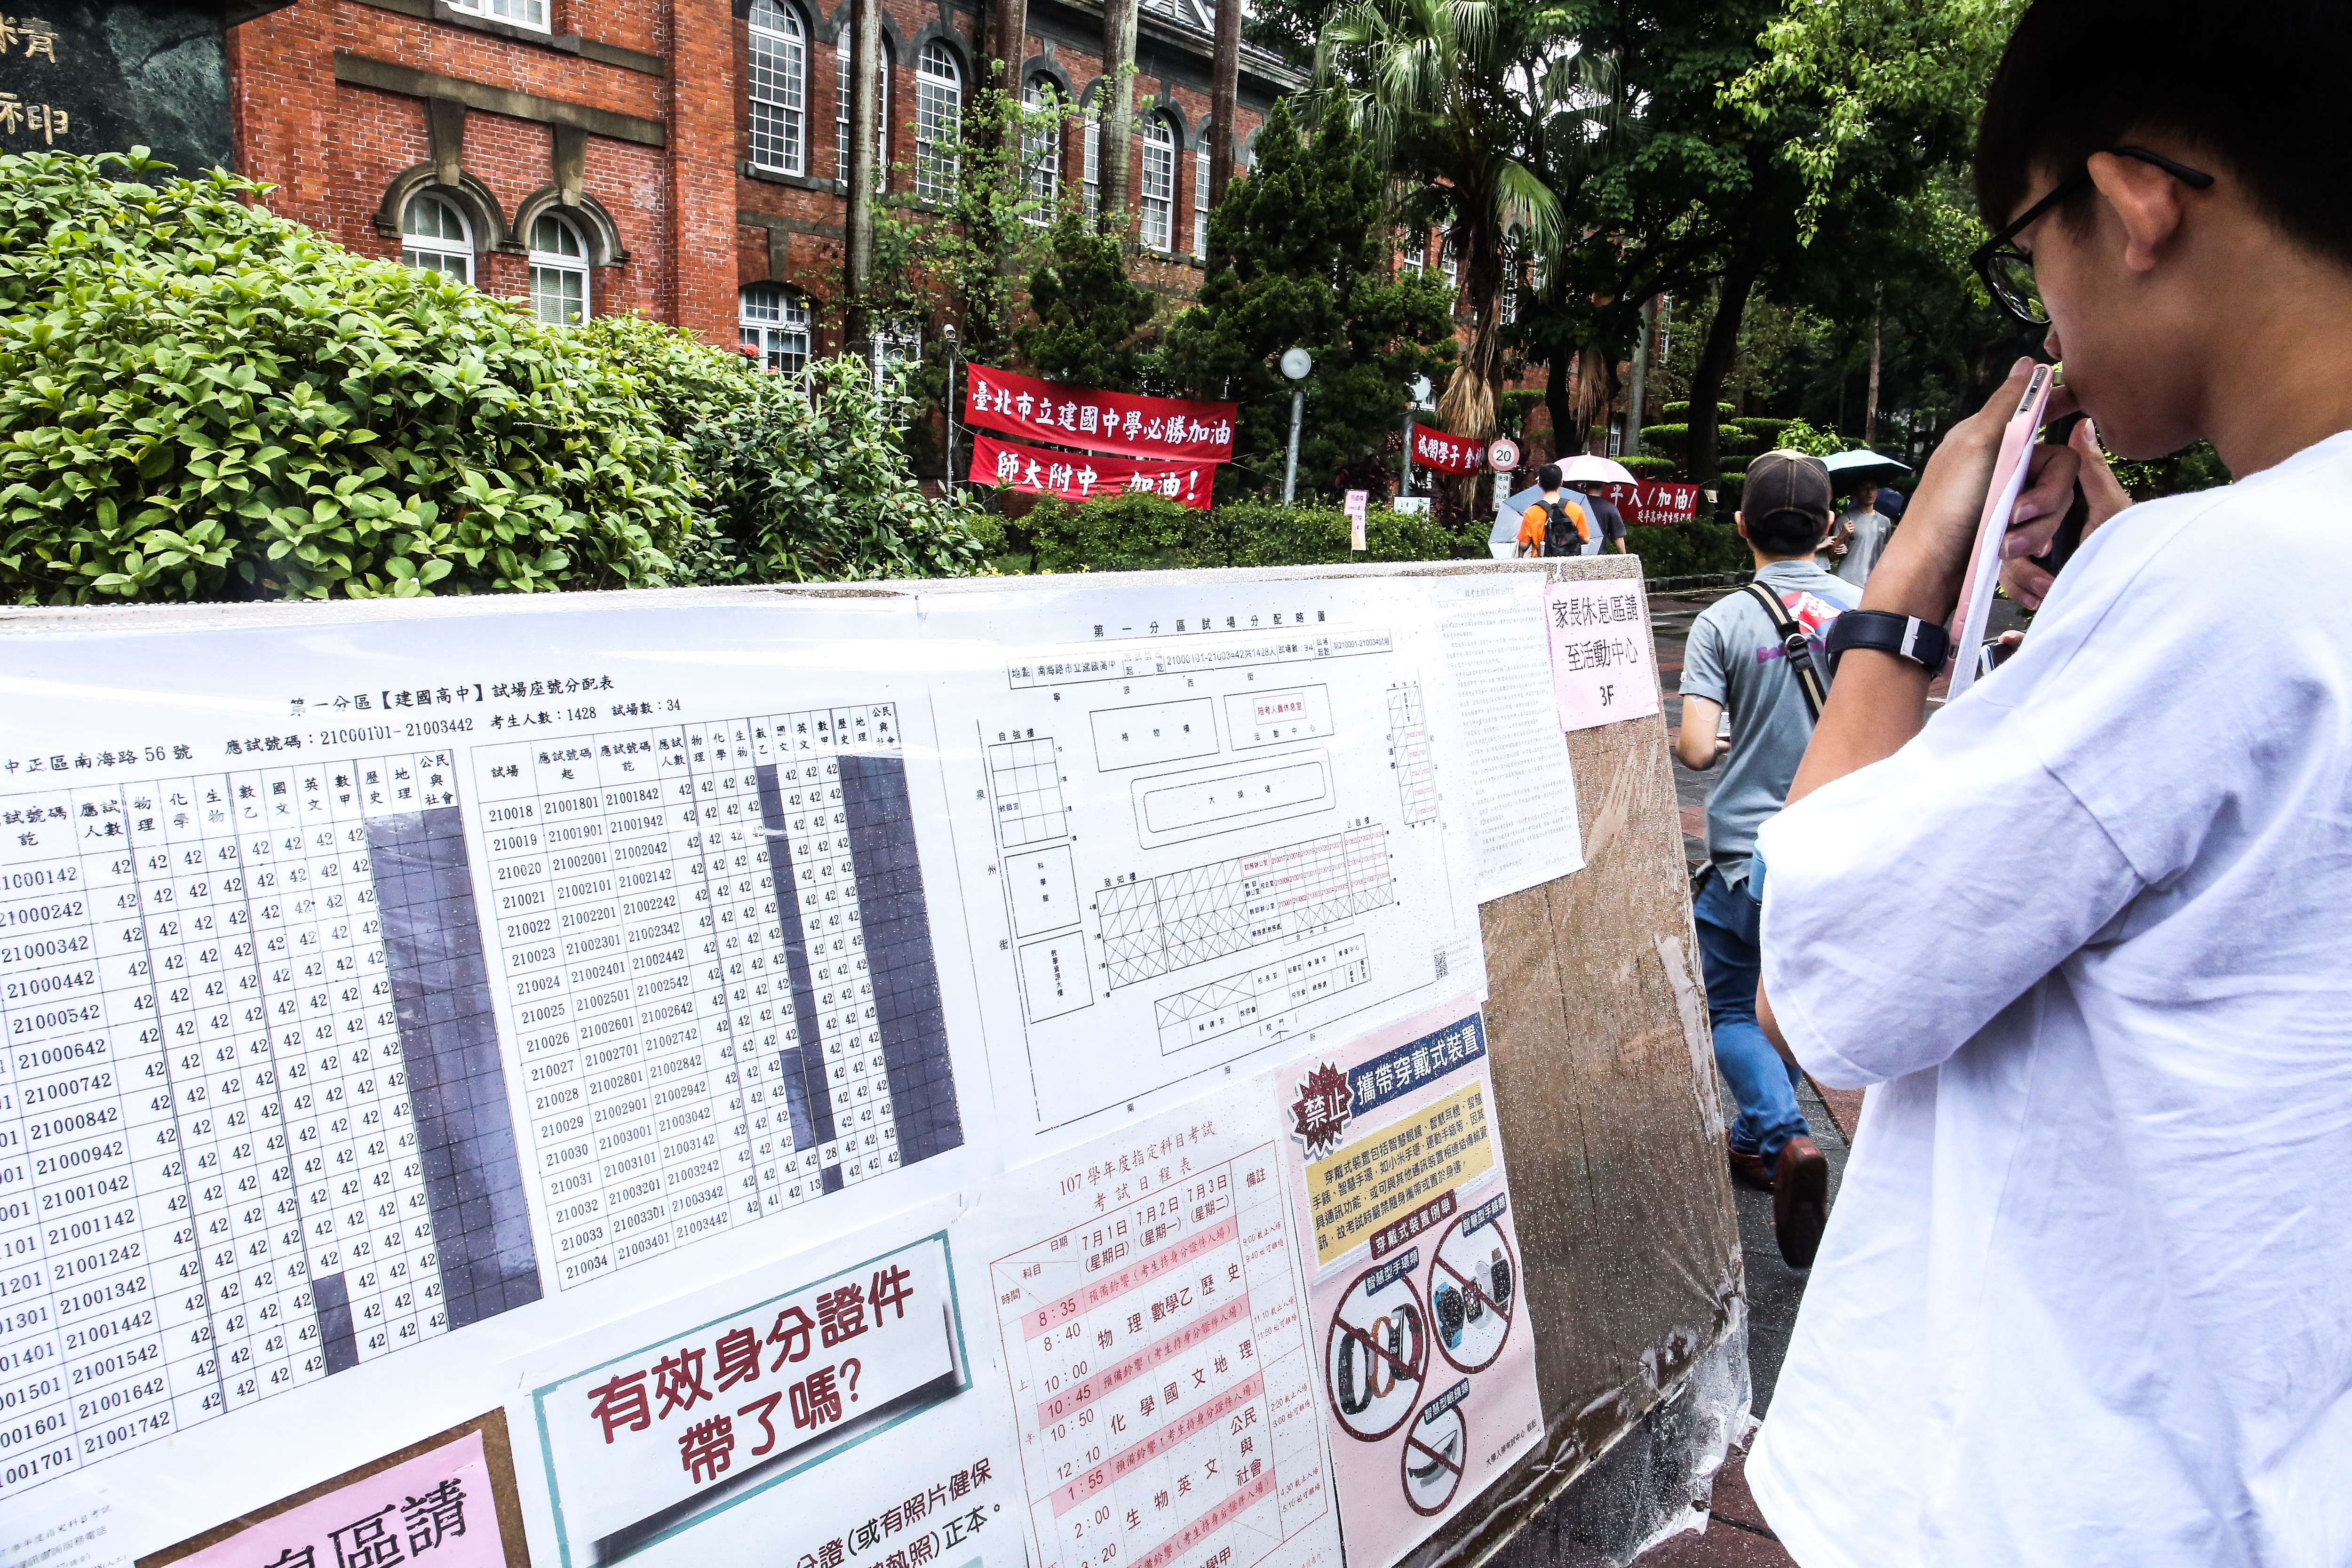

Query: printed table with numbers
left=0, top=750, right=527, bottom=1498
left=985, top=1122, right=1335, bottom=1568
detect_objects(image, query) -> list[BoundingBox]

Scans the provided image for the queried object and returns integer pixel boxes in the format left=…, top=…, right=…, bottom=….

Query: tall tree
left=842, top=0, right=885, bottom=357
left=1207, top=0, right=1244, bottom=210
left=1311, top=0, right=1573, bottom=444
left=1098, top=0, right=1140, bottom=236
left=1017, top=210, right=1158, bottom=390
left=1163, top=100, right=1457, bottom=499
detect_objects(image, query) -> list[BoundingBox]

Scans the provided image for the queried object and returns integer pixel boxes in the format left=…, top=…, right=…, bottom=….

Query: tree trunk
left=1099, top=0, right=1139, bottom=238
left=1864, top=284, right=1883, bottom=446
left=991, top=0, right=1028, bottom=76
left=1621, top=294, right=1655, bottom=456
left=1543, top=350, right=1572, bottom=466
left=1686, top=257, right=1760, bottom=492
left=1434, top=219, right=1501, bottom=441
left=1207, top=0, right=1241, bottom=212
left=843, top=0, right=883, bottom=358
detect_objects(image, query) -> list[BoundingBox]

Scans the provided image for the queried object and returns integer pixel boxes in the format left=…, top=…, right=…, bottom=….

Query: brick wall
left=230, top=0, right=1285, bottom=353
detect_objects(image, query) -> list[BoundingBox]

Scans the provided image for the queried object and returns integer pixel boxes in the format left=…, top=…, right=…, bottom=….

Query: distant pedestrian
left=1573, top=480, right=1628, bottom=554
left=1513, top=464, right=1588, bottom=557
left=1672, top=450, right=1858, bottom=1268
left=1833, top=483, right=1891, bottom=587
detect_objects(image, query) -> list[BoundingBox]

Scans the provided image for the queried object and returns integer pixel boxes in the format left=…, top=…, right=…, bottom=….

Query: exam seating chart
left=0, top=571, right=1575, bottom=1568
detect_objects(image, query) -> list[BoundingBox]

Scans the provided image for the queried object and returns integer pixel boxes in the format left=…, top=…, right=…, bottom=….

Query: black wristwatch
left=1824, top=610, right=1953, bottom=674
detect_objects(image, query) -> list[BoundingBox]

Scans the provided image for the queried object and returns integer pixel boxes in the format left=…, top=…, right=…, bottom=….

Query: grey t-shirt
left=1679, top=560, right=1863, bottom=884
left=1834, top=508, right=1891, bottom=588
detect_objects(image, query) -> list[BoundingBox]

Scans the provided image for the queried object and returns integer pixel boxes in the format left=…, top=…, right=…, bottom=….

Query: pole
left=943, top=328, right=958, bottom=488
left=1622, top=294, right=1655, bottom=458
left=1283, top=389, right=1303, bottom=505
left=1398, top=406, right=1413, bottom=497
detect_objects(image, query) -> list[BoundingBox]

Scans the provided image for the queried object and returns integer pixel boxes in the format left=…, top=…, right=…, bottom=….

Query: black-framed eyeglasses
left=1970, top=145, right=2216, bottom=327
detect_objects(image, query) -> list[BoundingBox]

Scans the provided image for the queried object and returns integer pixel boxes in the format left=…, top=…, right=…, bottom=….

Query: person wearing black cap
left=1671, top=449, right=1859, bottom=1268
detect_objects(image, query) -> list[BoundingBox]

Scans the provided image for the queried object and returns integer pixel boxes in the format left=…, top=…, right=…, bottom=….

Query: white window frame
left=1139, top=115, right=1174, bottom=251
left=401, top=192, right=473, bottom=284
left=444, top=0, right=547, bottom=32
left=1440, top=232, right=1459, bottom=290
left=1082, top=97, right=1100, bottom=222
left=835, top=25, right=888, bottom=192
left=528, top=212, right=590, bottom=326
left=872, top=319, right=922, bottom=394
left=739, top=283, right=811, bottom=375
left=914, top=41, right=961, bottom=203
left=1192, top=143, right=1209, bottom=258
left=1021, top=78, right=1060, bottom=223
left=748, top=0, right=807, bottom=175
left=1398, top=228, right=1424, bottom=277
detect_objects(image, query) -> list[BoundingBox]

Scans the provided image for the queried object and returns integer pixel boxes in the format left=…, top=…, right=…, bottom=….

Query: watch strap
left=1824, top=609, right=1953, bottom=675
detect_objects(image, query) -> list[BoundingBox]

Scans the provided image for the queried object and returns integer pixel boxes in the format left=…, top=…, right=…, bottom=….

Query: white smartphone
left=1946, top=364, right=2055, bottom=699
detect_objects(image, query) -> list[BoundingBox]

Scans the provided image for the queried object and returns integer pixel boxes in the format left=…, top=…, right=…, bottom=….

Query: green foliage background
left=983, top=493, right=1464, bottom=573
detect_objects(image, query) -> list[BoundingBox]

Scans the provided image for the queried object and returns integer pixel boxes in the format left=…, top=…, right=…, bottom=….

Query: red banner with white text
left=1407, top=422, right=1485, bottom=474
left=971, top=433, right=1216, bottom=509
left=964, top=364, right=1237, bottom=462
left=1596, top=479, right=1703, bottom=525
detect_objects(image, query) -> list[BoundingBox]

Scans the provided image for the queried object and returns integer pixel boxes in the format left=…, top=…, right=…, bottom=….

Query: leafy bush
left=0, top=151, right=702, bottom=601
left=1623, top=518, right=1749, bottom=580
left=1731, top=416, right=1792, bottom=443
left=1661, top=401, right=1737, bottom=419
left=995, top=494, right=1460, bottom=573
left=0, top=151, right=985, bottom=603
left=568, top=316, right=988, bottom=582
left=1641, top=422, right=1690, bottom=454
left=1619, top=453, right=1677, bottom=478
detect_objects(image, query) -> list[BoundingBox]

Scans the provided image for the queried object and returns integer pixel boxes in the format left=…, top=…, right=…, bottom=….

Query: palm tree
left=1312, top=0, right=1583, bottom=440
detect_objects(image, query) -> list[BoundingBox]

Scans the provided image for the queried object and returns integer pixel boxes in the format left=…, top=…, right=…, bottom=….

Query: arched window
left=835, top=25, right=888, bottom=191
left=401, top=192, right=473, bottom=282
left=748, top=0, right=806, bottom=175
left=914, top=41, right=961, bottom=202
left=1192, top=143, right=1209, bottom=258
left=1139, top=115, right=1175, bottom=252
left=528, top=213, right=589, bottom=325
left=1021, top=78, right=1060, bottom=224
left=739, top=283, right=811, bottom=374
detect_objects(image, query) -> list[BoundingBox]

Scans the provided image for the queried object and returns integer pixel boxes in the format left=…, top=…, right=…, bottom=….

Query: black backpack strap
left=1743, top=580, right=1829, bottom=724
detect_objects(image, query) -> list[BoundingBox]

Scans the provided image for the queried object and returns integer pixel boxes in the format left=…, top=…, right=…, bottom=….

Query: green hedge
left=1619, top=453, right=1677, bottom=478
left=1661, top=401, right=1737, bottom=419
left=1622, top=518, right=1749, bottom=580
left=987, top=493, right=1464, bottom=573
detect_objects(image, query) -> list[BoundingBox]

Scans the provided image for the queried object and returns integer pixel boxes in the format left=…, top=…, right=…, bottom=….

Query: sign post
left=1345, top=490, right=1369, bottom=551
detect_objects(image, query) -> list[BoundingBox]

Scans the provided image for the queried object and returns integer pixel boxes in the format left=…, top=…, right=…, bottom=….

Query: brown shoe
left=1773, top=1136, right=1828, bottom=1269
left=1728, top=1144, right=1775, bottom=1192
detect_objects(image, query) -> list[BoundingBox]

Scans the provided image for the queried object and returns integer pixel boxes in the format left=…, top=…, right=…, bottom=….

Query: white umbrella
left=1558, top=453, right=1638, bottom=485
left=1820, top=447, right=1913, bottom=474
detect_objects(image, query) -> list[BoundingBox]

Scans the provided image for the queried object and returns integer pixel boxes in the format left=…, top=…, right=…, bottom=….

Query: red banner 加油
left=964, top=365, right=1236, bottom=463
left=1597, top=479, right=1702, bottom=525
left=970, top=433, right=1216, bottom=510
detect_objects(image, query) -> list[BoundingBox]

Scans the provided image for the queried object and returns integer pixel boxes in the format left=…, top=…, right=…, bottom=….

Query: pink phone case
left=1946, top=366, right=2054, bottom=699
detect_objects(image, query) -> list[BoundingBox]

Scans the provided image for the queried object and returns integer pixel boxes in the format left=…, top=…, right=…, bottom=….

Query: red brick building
left=226, top=0, right=1303, bottom=364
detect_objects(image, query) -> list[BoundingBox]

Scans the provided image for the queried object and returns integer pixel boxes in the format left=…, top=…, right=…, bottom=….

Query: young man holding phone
left=1746, top=3, right=2352, bottom=1561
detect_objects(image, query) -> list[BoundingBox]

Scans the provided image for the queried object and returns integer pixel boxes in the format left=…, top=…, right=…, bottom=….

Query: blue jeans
left=1693, top=866, right=1810, bottom=1165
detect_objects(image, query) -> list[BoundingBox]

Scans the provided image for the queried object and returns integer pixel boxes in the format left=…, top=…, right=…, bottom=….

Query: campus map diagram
left=933, top=579, right=1486, bottom=1140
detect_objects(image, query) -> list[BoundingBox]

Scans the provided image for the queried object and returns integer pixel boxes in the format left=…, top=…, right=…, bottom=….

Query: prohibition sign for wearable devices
left=1324, top=1261, right=1429, bottom=1442
left=1401, top=1398, right=1467, bottom=1515
left=1429, top=1202, right=1519, bottom=1374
